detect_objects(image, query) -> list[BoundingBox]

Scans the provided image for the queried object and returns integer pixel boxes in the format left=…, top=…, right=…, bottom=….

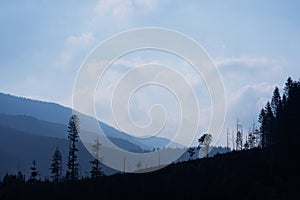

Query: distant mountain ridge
left=0, top=92, right=172, bottom=150
left=0, top=113, right=67, bottom=138
left=0, top=93, right=71, bottom=124
left=0, top=92, right=192, bottom=178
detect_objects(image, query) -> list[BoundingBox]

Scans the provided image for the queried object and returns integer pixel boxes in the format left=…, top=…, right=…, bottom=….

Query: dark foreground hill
left=1, top=145, right=298, bottom=200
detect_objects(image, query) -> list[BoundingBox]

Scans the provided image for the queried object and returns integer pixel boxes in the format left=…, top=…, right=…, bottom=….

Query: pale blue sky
left=1, top=0, right=300, bottom=146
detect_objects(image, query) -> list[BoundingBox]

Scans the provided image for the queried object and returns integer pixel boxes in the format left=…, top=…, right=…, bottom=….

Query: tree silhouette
left=90, top=137, right=103, bottom=179
left=265, top=102, right=274, bottom=146
left=66, top=115, right=80, bottom=181
left=257, top=77, right=300, bottom=150
left=246, top=132, right=256, bottom=149
left=271, top=87, right=281, bottom=116
left=187, top=147, right=196, bottom=160
left=279, top=77, right=300, bottom=152
left=198, top=134, right=212, bottom=158
left=258, top=102, right=274, bottom=148
left=271, top=87, right=282, bottom=143
left=50, top=147, right=62, bottom=182
left=284, top=77, right=293, bottom=98
left=258, top=108, right=267, bottom=148
left=236, top=131, right=243, bottom=151
left=28, top=160, right=39, bottom=183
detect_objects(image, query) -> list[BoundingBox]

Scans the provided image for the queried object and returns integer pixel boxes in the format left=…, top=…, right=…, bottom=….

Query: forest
left=0, top=77, right=299, bottom=200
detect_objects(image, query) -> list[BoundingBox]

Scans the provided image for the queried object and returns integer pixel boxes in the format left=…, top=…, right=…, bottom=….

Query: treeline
left=226, top=77, right=300, bottom=152
left=258, top=77, right=300, bottom=151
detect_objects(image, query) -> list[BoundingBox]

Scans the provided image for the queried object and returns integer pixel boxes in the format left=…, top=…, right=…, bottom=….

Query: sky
left=1, top=0, right=300, bottom=147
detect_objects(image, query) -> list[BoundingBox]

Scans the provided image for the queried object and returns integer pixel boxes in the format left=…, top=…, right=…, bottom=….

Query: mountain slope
left=0, top=114, right=67, bottom=138
left=0, top=93, right=71, bottom=125
left=0, top=93, right=172, bottom=149
left=0, top=125, right=119, bottom=179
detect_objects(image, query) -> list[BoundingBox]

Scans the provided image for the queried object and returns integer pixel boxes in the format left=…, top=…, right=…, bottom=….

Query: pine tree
left=265, top=102, right=274, bottom=146
left=247, top=132, right=256, bottom=149
left=236, top=131, right=243, bottom=151
left=66, top=115, right=80, bottom=181
left=284, top=77, right=293, bottom=98
left=280, top=78, right=300, bottom=150
left=235, top=119, right=243, bottom=150
left=50, top=147, right=62, bottom=182
left=258, top=102, right=275, bottom=147
left=29, top=160, right=39, bottom=183
left=258, top=108, right=266, bottom=148
left=90, top=137, right=103, bottom=179
left=271, top=87, right=281, bottom=117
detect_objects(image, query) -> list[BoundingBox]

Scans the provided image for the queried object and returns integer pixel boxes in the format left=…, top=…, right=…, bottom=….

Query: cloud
left=66, top=32, right=95, bottom=47
left=229, top=82, right=276, bottom=107
left=95, top=0, right=159, bottom=18
left=215, top=56, right=278, bottom=68
left=53, top=32, right=95, bottom=68
left=81, top=55, right=210, bottom=142
left=224, top=82, right=277, bottom=134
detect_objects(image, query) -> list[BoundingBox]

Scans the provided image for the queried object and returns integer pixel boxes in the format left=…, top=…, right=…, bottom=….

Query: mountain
left=0, top=114, right=67, bottom=138
left=0, top=93, right=173, bottom=150
left=0, top=92, right=183, bottom=178
left=0, top=121, right=227, bottom=180
left=0, top=125, right=118, bottom=179
left=0, top=113, right=143, bottom=152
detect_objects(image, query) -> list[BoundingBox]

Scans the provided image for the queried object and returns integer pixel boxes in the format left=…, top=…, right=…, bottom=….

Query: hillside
left=0, top=92, right=173, bottom=150
left=1, top=147, right=297, bottom=200
left=0, top=125, right=119, bottom=178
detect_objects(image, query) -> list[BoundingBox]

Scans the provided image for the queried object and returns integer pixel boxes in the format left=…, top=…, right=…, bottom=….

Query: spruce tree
left=271, top=87, right=281, bottom=117
left=258, top=108, right=266, bottom=148
left=50, top=147, right=62, bottom=182
left=236, top=131, right=243, bottom=151
left=66, top=115, right=80, bottom=181
left=265, top=102, right=274, bottom=146
left=28, top=160, right=39, bottom=183
left=90, top=137, right=103, bottom=179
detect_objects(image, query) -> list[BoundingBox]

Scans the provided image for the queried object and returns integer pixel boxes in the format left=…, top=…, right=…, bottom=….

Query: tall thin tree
left=66, top=114, right=80, bottom=181
left=265, top=102, right=274, bottom=146
left=235, top=119, right=243, bottom=150
left=90, top=137, right=103, bottom=179
left=236, top=131, right=243, bottom=151
left=28, top=160, right=39, bottom=183
left=271, top=87, right=281, bottom=117
left=258, top=108, right=267, bottom=148
left=50, top=147, right=62, bottom=182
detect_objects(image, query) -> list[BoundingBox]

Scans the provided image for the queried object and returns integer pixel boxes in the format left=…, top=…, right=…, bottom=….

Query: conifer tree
left=50, top=147, right=62, bottom=182
left=66, top=115, right=80, bottom=181
left=258, top=108, right=267, bottom=148
left=28, top=160, right=39, bottom=183
left=271, top=87, right=281, bottom=117
left=90, top=137, right=103, bottom=179
left=236, top=131, right=243, bottom=151
left=265, top=102, right=274, bottom=146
